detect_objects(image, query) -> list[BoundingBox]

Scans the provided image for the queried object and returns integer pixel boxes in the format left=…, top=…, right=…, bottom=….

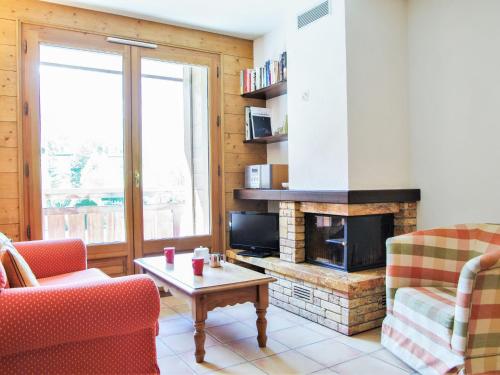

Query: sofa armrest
left=0, top=274, right=160, bottom=357
left=14, top=239, right=87, bottom=278
left=386, top=228, right=474, bottom=312
left=451, top=251, right=500, bottom=356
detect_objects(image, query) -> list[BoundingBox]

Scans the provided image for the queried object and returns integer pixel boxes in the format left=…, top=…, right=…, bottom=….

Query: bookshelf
left=243, top=134, right=288, bottom=144
left=240, top=51, right=288, bottom=145
left=241, top=81, right=287, bottom=100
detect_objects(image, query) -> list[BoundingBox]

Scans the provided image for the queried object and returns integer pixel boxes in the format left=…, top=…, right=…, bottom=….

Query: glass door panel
left=23, top=26, right=220, bottom=272
left=141, top=58, right=210, bottom=240
left=132, top=46, right=221, bottom=257
left=39, top=44, right=126, bottom=244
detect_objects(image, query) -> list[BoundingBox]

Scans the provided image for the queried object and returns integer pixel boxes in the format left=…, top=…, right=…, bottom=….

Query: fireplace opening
left=305, top=214, right=394, bottom=272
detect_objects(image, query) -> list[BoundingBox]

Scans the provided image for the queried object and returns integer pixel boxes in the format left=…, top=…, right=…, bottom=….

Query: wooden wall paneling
left=0, top=1, right=252, bottom=58
left=0, top=45, right=16, bottom=71
left=0, top=223, right=19, bottom=241
left=223, top=74, right=241, bottom=95
left=0, top=172, right=18, bottom=198
left=0, top=121, right=17, bottom=147
left=222, top=55, right=253, bottom=76
left=224, top=114, right=246, bottom=134
left=220, top=53, right=268, bottom=249
left=0, top=19, right=16, bottom=45
left=0, top=95, right=16, bottom=121
left=0, top=198, right=19, bottom=223
left=224, top=132, right=266, bottom=154
left=0, top=70, right=16, bottom=96
left=224, top=172, right=245, bottom=193
left=86, top=242, right=130, bottom=265
left=0, top=147, right=17, bottom=172
left=224, top=152, right=267, bottom=173
left=224, top=94, right=265, bottom=115
left=0, top=12, right=19, bottom=240
left=87, top=257, right=128, bottom=277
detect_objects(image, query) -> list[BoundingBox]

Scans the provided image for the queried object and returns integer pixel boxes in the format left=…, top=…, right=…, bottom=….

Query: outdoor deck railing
left=42, top=191, right=185, bottom=243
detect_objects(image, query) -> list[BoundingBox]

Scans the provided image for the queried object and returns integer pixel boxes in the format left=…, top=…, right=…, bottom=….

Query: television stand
left=238, top=250, right=273, bottom=258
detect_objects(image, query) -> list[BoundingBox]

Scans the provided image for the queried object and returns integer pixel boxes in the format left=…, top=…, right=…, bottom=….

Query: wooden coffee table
left=134, top=254, right=276, bottom=363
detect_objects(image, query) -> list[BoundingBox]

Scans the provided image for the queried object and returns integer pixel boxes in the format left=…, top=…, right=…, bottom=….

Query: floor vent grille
left=298, top=0, right=331, bottom=30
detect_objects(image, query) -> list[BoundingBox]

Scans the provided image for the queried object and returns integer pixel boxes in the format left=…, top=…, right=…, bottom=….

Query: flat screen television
left=229, top=211, right=279, bottom=257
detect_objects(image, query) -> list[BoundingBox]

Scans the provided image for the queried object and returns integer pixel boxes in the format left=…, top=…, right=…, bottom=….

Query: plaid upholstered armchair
left=381, top=224, right=500, bottom=375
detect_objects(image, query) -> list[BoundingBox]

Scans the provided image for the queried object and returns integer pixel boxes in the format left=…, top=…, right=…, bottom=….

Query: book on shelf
left=244, top=106, right=272, bottom=141
left=244, top=106, right=253, bottom=141
left=240, top=51, right=287, bottom=94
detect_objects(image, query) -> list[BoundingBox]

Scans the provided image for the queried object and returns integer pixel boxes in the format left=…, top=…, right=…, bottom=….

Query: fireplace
left=305, top=214, right=394, bottom=272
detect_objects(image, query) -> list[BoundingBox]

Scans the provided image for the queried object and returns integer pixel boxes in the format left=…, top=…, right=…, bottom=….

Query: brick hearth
left=227, top=198, right=418, bottom=336
left=226, top=249, right=386, bottom=335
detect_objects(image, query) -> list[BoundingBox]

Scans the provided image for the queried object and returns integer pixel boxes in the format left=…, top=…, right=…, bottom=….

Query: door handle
left=134, top=171, right=141, bottom=188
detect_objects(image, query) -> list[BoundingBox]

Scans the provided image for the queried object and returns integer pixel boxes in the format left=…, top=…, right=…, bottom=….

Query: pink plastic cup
left=192, top=257, right=204, bottom=276
left=164, top=247, right=175, bottom=264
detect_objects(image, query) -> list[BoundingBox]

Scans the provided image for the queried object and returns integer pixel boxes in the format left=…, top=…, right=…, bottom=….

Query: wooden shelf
left=241, top=81, right=287, bottom=100
left=243, top=134, right=288, bottom=144
left=233, top=189, right=421, bottom=204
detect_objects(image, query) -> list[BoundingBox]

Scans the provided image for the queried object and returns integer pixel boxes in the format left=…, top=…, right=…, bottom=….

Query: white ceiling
left=43, top=0, right=296, bottom=40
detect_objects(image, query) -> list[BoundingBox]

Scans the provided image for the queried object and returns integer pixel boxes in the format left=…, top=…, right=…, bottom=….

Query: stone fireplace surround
left=279, top=201, right=417, bottom=263
left=228, top=189, right=420, bottom=335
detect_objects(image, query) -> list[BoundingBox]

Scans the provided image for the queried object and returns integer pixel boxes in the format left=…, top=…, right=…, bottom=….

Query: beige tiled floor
left=157, top=297, right=417, bottom=375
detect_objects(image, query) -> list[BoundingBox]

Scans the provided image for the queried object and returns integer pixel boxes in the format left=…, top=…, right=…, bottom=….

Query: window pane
left=141, top=58, right=210, bottom=240
left=141, top=58, right=183, bottom=79
left=40, top=44, right=122, bottom=72
left=39, top=44, right=126, bottom=244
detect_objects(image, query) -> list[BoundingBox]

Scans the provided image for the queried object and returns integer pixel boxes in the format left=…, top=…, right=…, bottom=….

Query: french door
left=22, top=25, right=221, bottom=274
left=131, top=41, right=221, bottom=261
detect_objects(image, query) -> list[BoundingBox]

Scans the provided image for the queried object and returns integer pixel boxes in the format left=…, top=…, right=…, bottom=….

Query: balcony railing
left=42, top=189, right=185, bottom=243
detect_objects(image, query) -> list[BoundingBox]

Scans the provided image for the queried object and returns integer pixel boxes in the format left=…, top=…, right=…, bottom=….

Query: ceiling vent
left=297, top=0, right=331, bottom=30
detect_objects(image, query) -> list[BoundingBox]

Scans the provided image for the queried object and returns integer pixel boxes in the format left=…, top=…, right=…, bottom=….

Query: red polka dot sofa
left=0, top=238, right=161, bottom=374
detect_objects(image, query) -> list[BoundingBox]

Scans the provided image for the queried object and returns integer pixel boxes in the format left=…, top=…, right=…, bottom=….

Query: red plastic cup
left=164, top=247, right=175, bottom=264
left=192, top=257, right=204, bottom=276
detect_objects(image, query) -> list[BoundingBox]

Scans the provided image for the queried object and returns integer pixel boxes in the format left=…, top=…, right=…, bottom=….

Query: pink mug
left=192, top=257, right=204, bottom=276
left=164, top=247, right=175, bottom=264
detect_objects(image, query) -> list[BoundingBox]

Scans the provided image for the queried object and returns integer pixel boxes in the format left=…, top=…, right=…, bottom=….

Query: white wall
left=408, top=0, right=500, bottom=228
left=346, top=0, right=411, bottom=189
left=254, top=27, right=289, bottom=164
left=254, top=0, right=410, bottom=190
left=252, top=0, right=500, bottom=229
left=287, top=0, right=349, bottom=190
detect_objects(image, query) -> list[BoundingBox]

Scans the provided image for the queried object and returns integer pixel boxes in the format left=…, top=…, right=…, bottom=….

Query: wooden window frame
left=20, top=23, right=223, bottom=275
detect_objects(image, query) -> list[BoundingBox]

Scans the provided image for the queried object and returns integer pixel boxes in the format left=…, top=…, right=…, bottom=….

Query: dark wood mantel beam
left=233, top=189, right=421, bottom=204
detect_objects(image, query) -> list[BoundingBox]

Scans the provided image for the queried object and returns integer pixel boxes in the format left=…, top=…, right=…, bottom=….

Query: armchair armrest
left=0, top=274, right=160, bottom=357
left=386, top=228, right=476, bottom=312
left=451, top=251, right=500, bottom=356
left=14, top=239, right=87, bottom=278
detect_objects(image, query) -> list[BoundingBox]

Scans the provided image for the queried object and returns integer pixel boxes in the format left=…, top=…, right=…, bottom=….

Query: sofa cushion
left=38, top=268, right=109, bottom=287
left=0, top=242, right=39, bottom=288
left=0, top=232, right=12, bottom=247
left=0, top=233, right=10, bottom=289
left=393, top=286, right=456, bottom=345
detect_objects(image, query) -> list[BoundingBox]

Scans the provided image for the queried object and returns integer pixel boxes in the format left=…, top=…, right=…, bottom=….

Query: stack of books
left=240, top=52, right=287, bottom=94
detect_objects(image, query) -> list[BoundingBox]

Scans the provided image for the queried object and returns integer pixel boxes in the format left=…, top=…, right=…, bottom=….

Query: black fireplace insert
left=305, top=213, right=394, bottom=272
